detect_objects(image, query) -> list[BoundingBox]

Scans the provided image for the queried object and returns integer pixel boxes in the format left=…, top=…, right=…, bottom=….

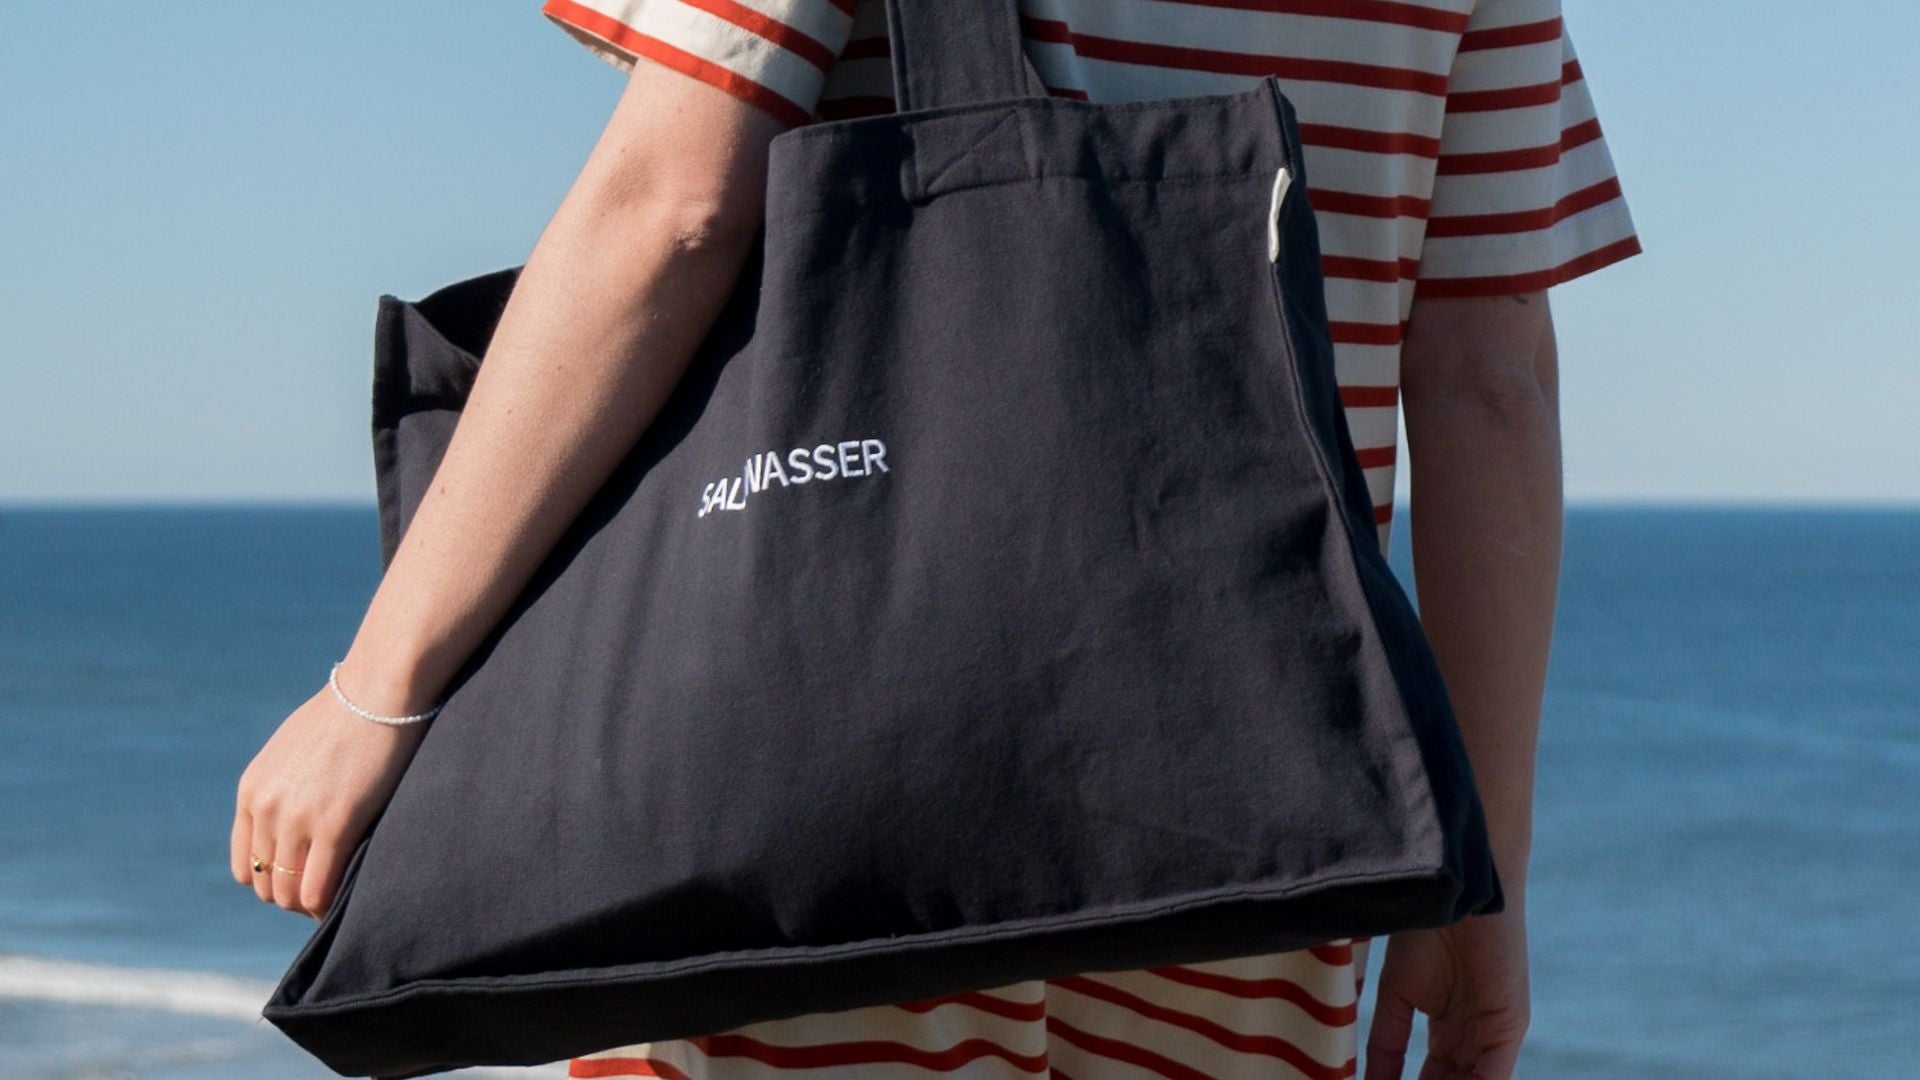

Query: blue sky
left=2, top=2, right=1913, bottom=505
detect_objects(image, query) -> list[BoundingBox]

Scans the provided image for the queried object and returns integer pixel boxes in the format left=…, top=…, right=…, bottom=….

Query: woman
left=233, top=1, right=1639, bottom=1076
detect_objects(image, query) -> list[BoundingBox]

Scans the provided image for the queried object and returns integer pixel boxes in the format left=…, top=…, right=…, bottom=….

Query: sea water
left=1, top=505, right=1914, bottom=1078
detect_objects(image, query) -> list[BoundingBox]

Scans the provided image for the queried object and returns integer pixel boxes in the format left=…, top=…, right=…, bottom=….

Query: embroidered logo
left=697, top=438, right=890, bottom=517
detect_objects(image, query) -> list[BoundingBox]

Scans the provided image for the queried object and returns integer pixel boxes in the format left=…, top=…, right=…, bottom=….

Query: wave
left=0, top=952, right=273, bottom=1021
left=0, top=952, right=568, bottom=1076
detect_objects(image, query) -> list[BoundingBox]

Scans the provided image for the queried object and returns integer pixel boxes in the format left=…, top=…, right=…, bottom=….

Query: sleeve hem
left=1412, top=233, right=1642, bottom=300
left=541, top=0, right=814, bottom=128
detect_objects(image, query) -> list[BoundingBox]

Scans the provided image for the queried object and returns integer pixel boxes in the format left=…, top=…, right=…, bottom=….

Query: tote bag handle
left=886, top=0, right=1050, bottom=111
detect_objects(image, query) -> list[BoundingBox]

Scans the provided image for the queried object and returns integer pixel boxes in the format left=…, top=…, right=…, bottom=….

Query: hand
left=230, top=677, right=431, bottom=919
left=1363, top=899, right=1530, bottom=1080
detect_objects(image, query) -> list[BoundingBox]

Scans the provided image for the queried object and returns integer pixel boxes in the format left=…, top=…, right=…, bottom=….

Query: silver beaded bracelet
left=328, top=661, right=444, bottom=726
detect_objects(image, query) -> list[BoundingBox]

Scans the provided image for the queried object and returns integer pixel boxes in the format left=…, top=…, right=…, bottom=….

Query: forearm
left=334, top=191, right=760, bottom=714
left=1399, top=291, right=1563, bottom=900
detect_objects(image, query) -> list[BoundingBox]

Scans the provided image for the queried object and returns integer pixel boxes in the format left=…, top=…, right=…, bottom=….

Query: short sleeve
left=541, top=0, right=856, bottom=128
left=1416, top=0, right=1642, bottom=298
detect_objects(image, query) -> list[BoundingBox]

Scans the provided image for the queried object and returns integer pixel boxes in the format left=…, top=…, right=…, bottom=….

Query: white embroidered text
left=697, top=438, right=890, bottom=517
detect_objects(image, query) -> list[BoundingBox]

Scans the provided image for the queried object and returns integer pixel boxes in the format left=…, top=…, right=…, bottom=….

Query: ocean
left=0, top=505, right=1914, bottom=1078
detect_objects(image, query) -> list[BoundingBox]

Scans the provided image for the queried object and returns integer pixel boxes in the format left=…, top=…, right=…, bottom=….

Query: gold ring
left=250, top=855, right=266, bottom=874
left=273, top=863, right=303, bottom=874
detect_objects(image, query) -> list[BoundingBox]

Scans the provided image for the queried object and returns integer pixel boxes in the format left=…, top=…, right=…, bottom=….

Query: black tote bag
left=263, top=2, right=1503, bottom=1075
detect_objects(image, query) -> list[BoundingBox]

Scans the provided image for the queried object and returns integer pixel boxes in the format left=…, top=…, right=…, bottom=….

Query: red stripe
left=1046, top=1015, right=1218, bottom=1080
left=1331, top=320, right=1406, bottom=347
left=1146, top=966, right=1356, bottom=1026
left=692, top=1031, right=1049, bottom=1073
left=1426, top=175, right=1623, bottom=237
left=1309, top=942, right=1354, bottom=966
left=570, top=1058, right=693, bottom=1080
left=1309, top=187, right=1431, bottom=221
left=541, top=0, right=811, bottom=127
left=1299, top=121, right=1442, bottom=159
left=1564, top=57, right=1584, bottom=85
left=1435, top=117, right=1602, bottom=176
left=824, top=0, right=855, bottom=15
left=1457, top=15, right=1561, bottom=52
left=895, top=989, right=1048, bottom=1023
left=675, top=0, right=837, bottom=71
left=1353, top=444, right=1397, bottom=468
left=1153, top=0, right=1470, bottom=34
left=1341, top=384, right=1401, bottom=408
left=1413, top=233, right=1643, bottom=299
left=1321, top=253, right=1419, bottom=284
left=1374, top=502, right=1394, bottom=525
left=1051, top=979, right=1356, bottom=1080
left=1021, top=17, right=1450, bottom=95
left=1444, top=77, right=1560, bottom=113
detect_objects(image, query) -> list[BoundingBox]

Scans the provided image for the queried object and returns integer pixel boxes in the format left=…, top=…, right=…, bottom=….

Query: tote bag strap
left=885, top=0, right=1049, bottom=112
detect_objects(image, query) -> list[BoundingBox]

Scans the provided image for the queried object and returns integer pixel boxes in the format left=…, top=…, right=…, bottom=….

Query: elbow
left=577, top=173, right=766, bottom=262
left=654, top=194, right=764, bottom=258
left=626, top=192, right=765, bottom=261
left=1403, top=358, right=1554, bottom=438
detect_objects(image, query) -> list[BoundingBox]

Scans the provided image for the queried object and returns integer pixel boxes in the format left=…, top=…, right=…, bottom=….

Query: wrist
left=334, top=639, right=447, bottom=718
left=1490, top=841, right=1530, bottom=903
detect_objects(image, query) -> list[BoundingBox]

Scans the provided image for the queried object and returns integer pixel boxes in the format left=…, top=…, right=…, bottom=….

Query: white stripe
left=1330, top=341, right=1403, bottom=388
left=566, top=0, right=833, bottom=114
left=578, top=984, right=1053, bottom=1077
left=1048, top=1037, right=1182, bottom=1080
left=707, top=0, right=854, bottom=56
left=1305, top=145, right=1441, bottom=204
left=1442, top=50, right=1563, bottom=96
left=1457, top=0, right=1561, bottom=34
left=1363, top=462, right=1396, bottom=507
left=1050, top=971, right=1354, bottom=1078
left=1342, top=404, right=1400, bottom=452
left=1023, top=0, right=1462, bottom=73
left=1324, top=279, right=1411, bottom=331
left=1435, top=96, right=1597, bottom=157
left=1428, top=133, right=1625, bottom=217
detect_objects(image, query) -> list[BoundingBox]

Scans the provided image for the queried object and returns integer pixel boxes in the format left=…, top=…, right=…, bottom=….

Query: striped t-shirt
left=542, top=2, right=1637, bottom=1076
left=543, top=0, right=1642, bottom=553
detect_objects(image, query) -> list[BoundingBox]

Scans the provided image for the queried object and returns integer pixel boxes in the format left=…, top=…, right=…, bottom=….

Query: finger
left=1421, top=1024, right=1467, bottom=1079
left=300, top=837, right=345, bottom=920
left=270, top=834, right=311, bottom=914
left=249, top=818, right=277, bottom=903
left=230, top=805, right=254, bottom=887
left=1363, top=987, right=1415, bottom=1080
left=1466, top=1039, right=1523, bottom=1080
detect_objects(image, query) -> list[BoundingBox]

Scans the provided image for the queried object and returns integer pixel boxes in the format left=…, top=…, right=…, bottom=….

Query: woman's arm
left=1402, top=289, right=1559, bottom=896
left=1364, top=290, right=1559, bottom=1080
left=231, top=61, right=787, bottom=918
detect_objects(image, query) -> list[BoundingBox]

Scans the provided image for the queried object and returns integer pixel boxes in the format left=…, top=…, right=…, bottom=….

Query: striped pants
left=570, top=937, right=1372, bottom=1080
